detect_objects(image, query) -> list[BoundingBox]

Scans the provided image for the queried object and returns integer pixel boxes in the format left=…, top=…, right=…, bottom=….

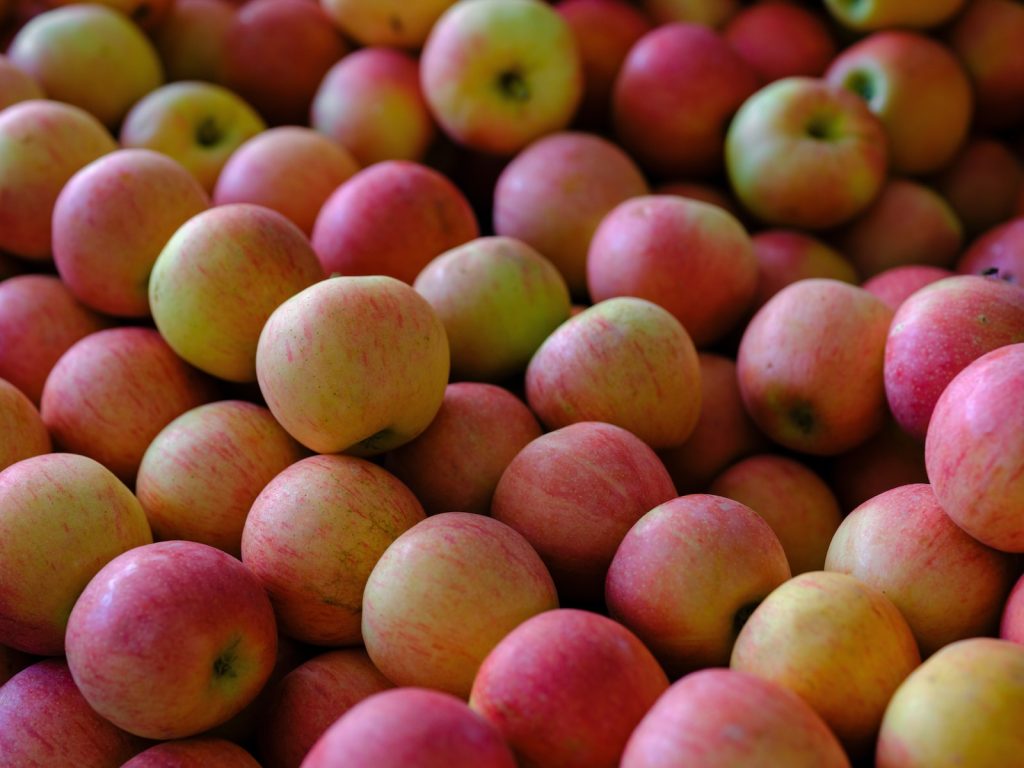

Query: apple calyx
left=805, top=111, right=843, bottom=142
left=212, top=636, right=241, bottom=681
left=195, top=117, right=224, bottom=148
left=497, top=69, right=530, bottom=103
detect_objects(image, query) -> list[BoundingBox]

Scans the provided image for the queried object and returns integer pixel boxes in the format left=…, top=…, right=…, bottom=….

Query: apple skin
left=311, top=160, right=478, bottom=284
left=65, top=540, right=279, bottom=740
left=362, top=512, right=559, bottom=698
left=957, top=217, right=1024, bottom=284
left=825, top=30, right=972, bottom=176
left=122, top=738, right=261, bottom=767
left=621, top=668, right=851, bottom=768
left=825, top=483, right=1019, bottom=657
left=861, top=265, right=956, bottom=311
left=136, top=400, right=307, bottom=557
left=491, top=421, right=678, bottom=605
left=934, top=137, right=1024, bottom=237
left=120, top=81, right=267, bottom=193
left=255, top=275, right=450, bottom=456
left=0, top=377, right=51, bottom=472
left=317, top=0, right=457, bottom=49
left=587, top=195, right=758, bottom=348
left=52, top=148, right=210, bottom=318
left=491, top=130, right=649, bottom=300
left=876, top=638, right=1024, bottom=767
left=656, top=179, right=743, bottom=219
left=221, top=0, right=348, bottom=127
left=0, top=453, right=153, bottom=656
left=525, top=296, right=702, bottom=450
left=311, top=47, right=436, bottom=168
left=0, top=53, right=43, bottom=110
left=152, top=0, right=236, bottom=84
left=1001, top=573, right=1024, bottom=643
left=823, top=0, right=965, bottom=30
left=613, top=22, right=759, bottom=179
left=241, top=454, right=425, bottom=646
left=555, top=0, right=652, bottom=130
left=925, top=343, right=1024, bottom=553
left=883, top=274, right=1024, bottom=441
left=40, top=326, right=219, bottom=485
left=213, top=127, right=359, bottom=236
left=414, top=236, right=571, bottom=382
left=737, top=278, right=894, bottom=456
left=0, top=659, right=148, bottom=767
left=658, top=353, right=767, bottom=494
left=301, top=687, right=517, bottom=768
left=747, top=229, right=858, bottom=313
left=256, top=649, right=394, bottom=768
left=469, top=608, right=669, bottom=768
left=7, top=4, right=164, bottom=129
left=419, top=0, right=583, bottom=156
left=723, top=1, right=837, bottom=82
left=149, top=203, right=325, bottom=383
left=725, top=77, right=889, bottom=230
left=606, top=494, right=791, bottom=677
left=384, top=382, right=542, bottom=516
left=0, top=274, right=112, bottom=405
left=730, top=570, right=921, bottom=759
left=0, top=99, right=117, bottom=260
left=709, top=454, right=842, bottom=576
left=639, top=0, right=738, bottom=28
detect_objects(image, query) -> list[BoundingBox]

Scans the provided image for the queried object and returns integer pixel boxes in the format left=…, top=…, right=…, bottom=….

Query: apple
left=926, top=343, right=1024, bottom=553
left=737, top=278, right=894, bottom=455
left=934, top=137, right=1024, bottom=237
left=0, top=377, right=51, bottom=472
left=257, top=649, right=394, bottom=768
left=470, top=608, right=668, bottom=768
left=639, top=0, right=738, bottom=28
left=831, top=177, right=963, bottom=278
left=0, top=453, right=152, bottom=655
left=149, top=203, right=324, bottom=383
left=1001, top=573, right=1024, bottom=643
left=122, top=739, right=260, bottom=767
left=491, top=421, right=678, bottom=605
left=310, top=47, right=436, bottom=168
left=0, top=274, right=111, bottom=404
left=656, top=179, right=743, bottom=219
left=861, top=264, right=956, bottom=311
left=0, top=99, right=116, bottom=260
left=419, top=0, right=583, bottom=156
left=606, top=493, right=791, bottom=676
left=66, top=540, right=279, bottom=740
left=525, top=296, right=702, bottom=450
left=152, top=0, right=236, bottom=84
left=0, top=659, right=147, bottom=767
left=612, top=22, right=759, bottom=178
left=725, top=77, right=888, bottom=230
left=120, top=80, right=266, bottom=192
left=587, top=194, right=758, bottom=347
left=62, top=0, right=175, bottom=29
left=823, top=0, right=965, bottom=30
left=658, top=352, right=767, bottom=494
left=255, top=275, right=450, bottom=455
left=491, top=130, right=649, bottom=300
left=213, top=127, right=359, bottom=237
left=52, top=148, right=210, bottom=318
left=40, top=326, right=219, bottom=484
left=709, top=454, right=842, bottom=575
left=136, top=400, right=307, bottom=557
left=241, top=454, right=425, bottom=646
left=747, top=229, right=858, bottom=312
left=957, top=217, right=1024, bottom=284
left=6, top=4, right=163, bottom=129
left=731, top=570, right=921, bottom=758
left=0, top=53, right=43, bottom=110
left=311, top=160, right=478, bottom=285
left=221, top=0, right=348, bottom=127
left=723, top=1, right=837, bottom=82
left=414, top=236, right=571, bottom=382
left=362, top=512, right=559, bottom=697
left=621, top=668, right=851, bottom=768
left=384, top=382, right=542, bottom=516
left=301, top=687, right=517, bottom=768
left=317, top=0, right=458, bottom=48
left=876, top=638, right=1024, bottom=767
left=824, top=30, right=972, bottom=176
left=883, top=274, right=1024, bottom=441
left=826, top=483, right=1018, bottom=657
left=555, top=0, right=652, bottom=130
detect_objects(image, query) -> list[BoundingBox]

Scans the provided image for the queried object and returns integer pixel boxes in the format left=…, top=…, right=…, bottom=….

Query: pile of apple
left=1, top=0, right=1024, bottom=765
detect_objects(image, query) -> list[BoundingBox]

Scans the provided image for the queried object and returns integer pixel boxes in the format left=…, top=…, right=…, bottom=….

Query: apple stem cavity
left=844, top=71, right=876, bottom=103
left=789, top=403, right=816, bottom=436
left=497, top=69, right=531, bottom=103
left=195, top=117, right=223, bottom=148
left=212, top=637, right=241, bottom=681
left=805, top=113, right=839, bottom=141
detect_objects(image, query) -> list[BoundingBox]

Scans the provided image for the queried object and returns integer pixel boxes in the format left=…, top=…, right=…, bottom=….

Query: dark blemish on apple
left=212, top=637, right=241, bottom=680
left=789, top=402, right=816, bottom=435
left=195, top=116, right=223, bottom=148
left=978, top=314, right=989, bottom=325
left=497, top=69, right=530, bottom=103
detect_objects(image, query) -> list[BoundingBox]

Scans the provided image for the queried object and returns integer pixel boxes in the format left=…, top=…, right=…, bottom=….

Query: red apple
left=1001, top=573, right=1024, bottom=644
left=0, top=377, right=51, bottom=472
left=639, top=0, right=738, bottom=29
left=861, top=264, right=956, bottom=311
left=957, top=217, right=1024, bottom=284
left=122, top=739, right=260, bottom=767
left=152, top=0, right=236, bottom=84
left=748, top=229, right=858, bottom=312
left=934, top=137, right=1024, bottom=237
left=318, top=0, right=458, bottom=49
left=656, top=179, right=743, bottom=219
left=723, top=1, right=837, bottom=82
